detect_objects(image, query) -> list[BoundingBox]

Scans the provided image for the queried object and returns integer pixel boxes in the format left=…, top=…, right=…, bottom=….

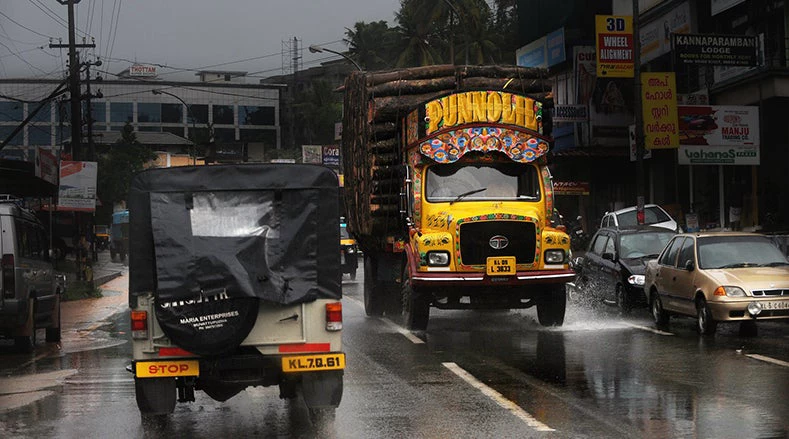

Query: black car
left=569, top=226, right=676, bottom=313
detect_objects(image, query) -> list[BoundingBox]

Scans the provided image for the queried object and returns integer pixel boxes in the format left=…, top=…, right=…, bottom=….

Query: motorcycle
left=567, top=215, right=590, bottom=252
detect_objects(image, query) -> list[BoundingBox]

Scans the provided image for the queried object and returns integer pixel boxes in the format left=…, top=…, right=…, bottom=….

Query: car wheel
left=739, top=320, right=758, bottom=337
left=363, top=256, right=385, bottom=317
left=696, top=297, right=717, bottom=335
left=651, top=291, right=669, bottom=328
left=350, top=269, right=357, bottom=281
left=615, top=284, right=631, bottom=315
left=536, top=285, right=566, bottom=327
left=401, top=264, right=429, bottom=330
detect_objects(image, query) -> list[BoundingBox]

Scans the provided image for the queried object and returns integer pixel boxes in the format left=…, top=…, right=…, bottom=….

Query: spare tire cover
left=154, top=295, right=258, bottom=357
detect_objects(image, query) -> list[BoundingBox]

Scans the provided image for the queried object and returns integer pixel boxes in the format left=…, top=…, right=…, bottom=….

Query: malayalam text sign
left=595, top=15, right=634, bottom=78
left=642, top=72, right=679, bottom=149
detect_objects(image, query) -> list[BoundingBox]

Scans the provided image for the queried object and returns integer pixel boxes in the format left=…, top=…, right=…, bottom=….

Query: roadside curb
left=95, top=271, right=123, bottom=289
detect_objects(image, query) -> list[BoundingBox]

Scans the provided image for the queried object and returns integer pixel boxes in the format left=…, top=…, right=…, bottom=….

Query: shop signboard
left=35, top=146, right=58, bottom=185
left=641, top=72, right=679, bottom=149
left=322, top=145, right=340, bottom=167
left=673, top=34, right=758, bottom=66
left=554, top=181, right=590, bottom=196
left=639, top=1, right=691, bottom=64
left=515, top=27, right=566, bottom=68
left=57, top=161, right=97, bottom=212
left=595, top=15, right=634, bottom=77
left=677, top=105, right=760, bottom=165
left=301, top=145, right=322, bottom=164
left=551, top=104, right=588, bottom=123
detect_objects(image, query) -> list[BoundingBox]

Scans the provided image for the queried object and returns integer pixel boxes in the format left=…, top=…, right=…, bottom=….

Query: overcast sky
left=0, top=1, right=400, bottom=82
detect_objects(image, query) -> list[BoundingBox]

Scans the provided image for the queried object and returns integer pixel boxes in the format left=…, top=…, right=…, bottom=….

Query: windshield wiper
left=450, top=187, right=487, bottom=205
left=717, top=262, right=758, bottom=269
left=761, top=261, right=789, bottom=267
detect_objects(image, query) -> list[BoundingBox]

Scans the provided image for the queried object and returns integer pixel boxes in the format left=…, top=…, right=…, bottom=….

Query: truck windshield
left=424, top=162, right=541, bottom=203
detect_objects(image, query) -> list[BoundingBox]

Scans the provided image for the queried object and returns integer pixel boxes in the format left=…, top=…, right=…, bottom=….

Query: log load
left=341, top=64, right=553, bottom=252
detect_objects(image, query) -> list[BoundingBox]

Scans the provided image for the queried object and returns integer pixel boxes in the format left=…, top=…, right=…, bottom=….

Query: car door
left=598, top=231, right=619, bottom=304
left=671, top=236, right=698, bottom=316
left=655, top=237, right=686, bottom=313
left=582, top=232, right=610, bottom=300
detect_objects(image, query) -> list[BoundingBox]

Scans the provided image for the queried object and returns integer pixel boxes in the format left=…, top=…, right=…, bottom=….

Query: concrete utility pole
left=632, top=0, right=645, bottom=224
left=52, top=0, right=94, bottom=160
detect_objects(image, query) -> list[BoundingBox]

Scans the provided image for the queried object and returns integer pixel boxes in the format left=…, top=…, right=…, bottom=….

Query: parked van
left=0, top=197, right=62, bottom=352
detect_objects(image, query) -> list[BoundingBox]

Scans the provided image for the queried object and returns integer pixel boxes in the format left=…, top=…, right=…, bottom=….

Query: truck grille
left=458, top=221, right=536, bottom=266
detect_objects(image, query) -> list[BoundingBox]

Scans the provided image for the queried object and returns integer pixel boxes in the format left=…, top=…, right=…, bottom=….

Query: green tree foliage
left=344, top=21, right=396, bottom=70
left=95, top=123, right=156, bottom=222
left=293, top=80, right=342, bottom=146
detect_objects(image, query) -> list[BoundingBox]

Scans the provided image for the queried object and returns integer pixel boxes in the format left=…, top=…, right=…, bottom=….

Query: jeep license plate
left=487, top=256, right=515, bottom=276
left=135, top=360, right=199, bottom=378
left=282, top=353, right=346, bottom=372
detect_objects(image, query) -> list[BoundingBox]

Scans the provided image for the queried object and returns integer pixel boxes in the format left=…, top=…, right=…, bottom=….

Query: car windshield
left=616, top=206, right=671, bottom=227
left=619, top=231, right=675, bottom=259
left=424, top=161, right=540, bottom=203
left=697, top=235, right=789, bottom=269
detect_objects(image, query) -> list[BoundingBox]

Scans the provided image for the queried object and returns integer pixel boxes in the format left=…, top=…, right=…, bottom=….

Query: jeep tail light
left=325, top=302, right=342, bottom=331
left=1, top=254, right=14, bottom=299
left=131, top=310, right=148, bottom=339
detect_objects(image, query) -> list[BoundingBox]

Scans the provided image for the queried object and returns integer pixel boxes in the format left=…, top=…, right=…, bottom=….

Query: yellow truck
left=341, top=65, right=574, bottom=330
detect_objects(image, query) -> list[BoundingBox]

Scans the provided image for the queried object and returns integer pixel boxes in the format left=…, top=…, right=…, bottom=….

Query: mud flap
left=300, top=370, right=343, bottom=409
left=135, top=377, right=176, bottom=415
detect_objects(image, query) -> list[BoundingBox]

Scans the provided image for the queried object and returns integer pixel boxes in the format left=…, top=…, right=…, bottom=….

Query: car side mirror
left=602, top=252, right=615, bottom=261
left=684, top=260, right=695, bottom=271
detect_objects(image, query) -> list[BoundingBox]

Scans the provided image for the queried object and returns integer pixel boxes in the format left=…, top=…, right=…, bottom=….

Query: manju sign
left=641, top=72, right=679, bottom=149
left=677, top=105, right=760, bottom=165
left=595, top=15, right=634, bottom=77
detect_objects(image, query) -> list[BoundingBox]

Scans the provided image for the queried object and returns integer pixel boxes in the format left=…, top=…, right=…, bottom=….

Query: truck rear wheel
left=536, top=285, right=566, bottom=327
left=363, top=255, right=385, bottom=316
left=401, top=265, right=429, bottom=330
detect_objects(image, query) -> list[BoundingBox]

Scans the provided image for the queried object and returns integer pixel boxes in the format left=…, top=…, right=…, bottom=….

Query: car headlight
left=628, top=275, right=645, bottom=286
left=714, top=286, right=747, bottom=297
left=427, top=251, right=450, bottom=266
left=544, top=249, right=565, bottom=264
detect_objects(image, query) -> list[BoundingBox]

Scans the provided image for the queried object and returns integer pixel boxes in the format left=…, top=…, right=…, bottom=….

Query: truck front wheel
left=401, top=265, right=429, bottom=330
left=536, top=285, right=566, bottom=327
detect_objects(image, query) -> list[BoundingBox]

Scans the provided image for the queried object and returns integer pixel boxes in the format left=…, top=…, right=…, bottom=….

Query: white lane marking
left=746, top=354, right=789, bottom=368
left=344, top=296, right=424, bottom=344
left=624, top=323, right=674, bottom=336
left=442, top=362, right=554, bottom=432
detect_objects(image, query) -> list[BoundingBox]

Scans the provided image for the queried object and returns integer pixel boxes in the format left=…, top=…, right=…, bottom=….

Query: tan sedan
left=644, top=232, right=789, bottom=335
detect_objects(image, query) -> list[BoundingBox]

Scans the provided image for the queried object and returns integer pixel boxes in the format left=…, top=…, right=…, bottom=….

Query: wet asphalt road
left=1, top=270, right=788, bottom=438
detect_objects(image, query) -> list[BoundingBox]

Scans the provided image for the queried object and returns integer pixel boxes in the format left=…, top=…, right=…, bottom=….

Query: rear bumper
left=412, top=269, right=576, bottom=287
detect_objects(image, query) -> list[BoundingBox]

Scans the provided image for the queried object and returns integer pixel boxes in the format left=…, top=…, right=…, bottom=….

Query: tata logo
left=489, top=235, right=509, bottom=250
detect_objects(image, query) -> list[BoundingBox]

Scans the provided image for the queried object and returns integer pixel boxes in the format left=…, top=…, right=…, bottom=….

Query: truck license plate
left=487, top=257, right=515, bottom=276
left=282, top=353, right=346, bottom=372
left=135, top=360, right=199, bottom=378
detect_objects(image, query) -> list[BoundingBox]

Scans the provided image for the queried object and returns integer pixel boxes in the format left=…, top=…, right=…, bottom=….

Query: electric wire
left=0, top=11, right=53, bottom=39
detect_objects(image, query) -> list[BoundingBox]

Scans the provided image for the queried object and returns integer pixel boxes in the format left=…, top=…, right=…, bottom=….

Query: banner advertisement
left=516, top=28, right=565, bottom=68
left=595, top=15, right=634, bottom=78
left=678, top=105, right=760, bottom=165
left=642, top=72, right=679, bottom=149
left=575, top=46, right=634, bottom=146
left=322, top=145, right=340, bottom=167
left=639, top=1, right=691, bottom=64
left=35, top=147, right=58, bottom=185
left=57, top=161, right=97, bottom=212
left=673, top=34, right=758, bottom=66
left=301, top=145, right=322, bottom=164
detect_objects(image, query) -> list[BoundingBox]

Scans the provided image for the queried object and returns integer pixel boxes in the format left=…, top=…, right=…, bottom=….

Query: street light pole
left=152, top=89, right=197, bottom=165
left=308, top=45, right=363, bottom=72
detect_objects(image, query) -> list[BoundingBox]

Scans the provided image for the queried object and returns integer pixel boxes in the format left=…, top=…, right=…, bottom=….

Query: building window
left=28, top=125, right=52, bottom=145
left=138, top=103, right=161, bottom=123
left=162, top=103, right=183, bottom=123
left=31, top=102, right=51, bottom=123
left=110, top=102, right=134, bottom=123
left=87, top=102, right=106, bottom=123
left=213, top=128, right=236, bottom=142
left=0, top=102, right=23, bottom=121
left=240, top=106, right=274, bottom=126
left=240, top=128, right=276, bottom=143
left=213, top=105, right=234, bottom=124
left=189, top=104, right=209, bottom=125
left=0, top=126, right=23, bottom=145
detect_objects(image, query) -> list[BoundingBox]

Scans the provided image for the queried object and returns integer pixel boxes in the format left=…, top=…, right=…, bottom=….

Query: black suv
left=569, top=226, right=676, bottom=313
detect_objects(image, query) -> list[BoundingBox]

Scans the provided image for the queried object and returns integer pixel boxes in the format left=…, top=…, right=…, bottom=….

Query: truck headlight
left=544, top=249, right=565, bottom=264
left=628, top=275, right=645, bottom=286
left=427, top=251, right=450, bottom=266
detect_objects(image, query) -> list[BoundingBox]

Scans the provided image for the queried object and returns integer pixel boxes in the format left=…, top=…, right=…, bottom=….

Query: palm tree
left=393, top=0, right=445, bottom=67
left=344, top=21, right=396, bottom=70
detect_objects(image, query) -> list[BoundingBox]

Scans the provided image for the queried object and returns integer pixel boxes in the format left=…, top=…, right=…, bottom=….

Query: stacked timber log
left=341, top=64, right=552, bottom=251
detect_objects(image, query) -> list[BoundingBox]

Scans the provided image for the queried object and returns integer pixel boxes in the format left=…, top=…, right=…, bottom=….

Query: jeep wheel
left=46, top=295, right=61, bottom=342
left=536, top=285, right=566, bottom=327
left=363, top=255, right=385, bottom=317
left=401, top=265, right=429, bottom=330
left=14, top=299, right=36, bottom=353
